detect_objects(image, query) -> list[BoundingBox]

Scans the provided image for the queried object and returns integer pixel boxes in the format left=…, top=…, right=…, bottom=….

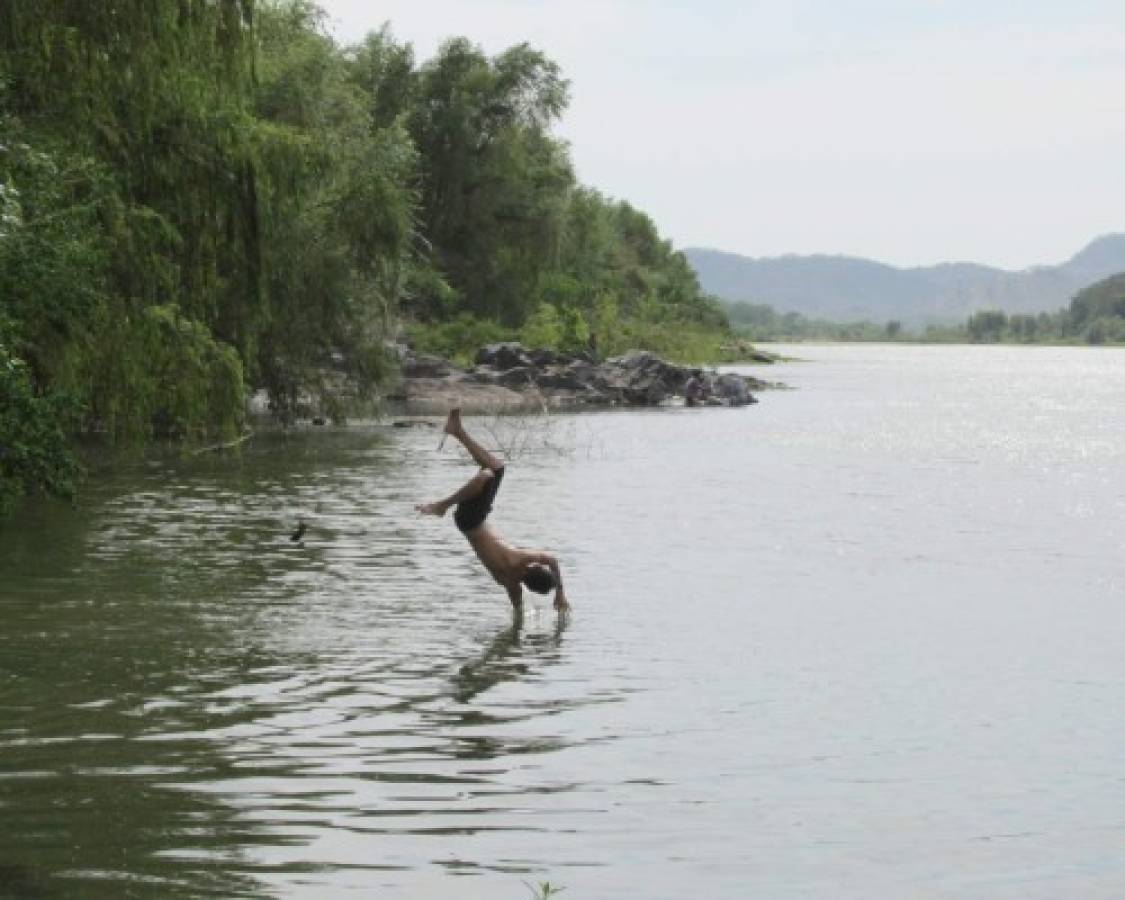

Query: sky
left=315, top=0, right=1125, bottom=270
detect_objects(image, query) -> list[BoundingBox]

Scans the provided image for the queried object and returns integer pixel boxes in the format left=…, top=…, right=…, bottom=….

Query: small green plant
left=524, top=881, right=566, bottom=899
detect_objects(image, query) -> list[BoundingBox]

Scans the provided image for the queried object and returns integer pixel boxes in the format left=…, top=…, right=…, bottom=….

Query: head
left=522, top=564, right=556, bottom=595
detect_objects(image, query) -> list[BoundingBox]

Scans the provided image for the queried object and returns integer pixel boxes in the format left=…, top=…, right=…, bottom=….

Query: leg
left=444, top=408, right=503, bottom=471
left=416, top=468, right=494, bottom=517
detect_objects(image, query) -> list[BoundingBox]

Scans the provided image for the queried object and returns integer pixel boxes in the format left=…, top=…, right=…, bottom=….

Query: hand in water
left=444, top=407, right=463, bottom=436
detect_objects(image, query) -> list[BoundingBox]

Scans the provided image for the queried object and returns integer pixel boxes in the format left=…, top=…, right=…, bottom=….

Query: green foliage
left=1067, top=273, right=1125, bottom=344
left=402, top=264, right=460, bottom=321
left=408, top=38, right=573, bottom=323
left=253, top=2, right=418, bottom=417
left=1082, top=315, right=1125, bottom=345
left=0, top=1, right=748, bottom=520
left=725, top=300, right=902, bottom=341
left=87, top=305, right=245, bottom=442
left=0, top=328, right=80, bottom=516
left=521, top=303, right=564, bottom=350
left=0, top=121, right=109, bottom=376
left=406, top=314, right=516, bottom=366
left=966, top=309, right=1008, bottom=343
left=958, top=275, right=1125, bottom=345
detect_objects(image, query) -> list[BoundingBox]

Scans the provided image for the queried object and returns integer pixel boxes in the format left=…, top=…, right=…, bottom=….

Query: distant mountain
left=684, top=234, right=1125, bottom=327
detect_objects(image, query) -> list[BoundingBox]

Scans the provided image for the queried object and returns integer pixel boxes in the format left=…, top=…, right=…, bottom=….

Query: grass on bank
left=405, top=312, right=776, bottom=368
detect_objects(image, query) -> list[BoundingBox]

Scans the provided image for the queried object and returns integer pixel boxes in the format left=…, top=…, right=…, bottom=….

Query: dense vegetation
left=725, top=273, right=1125, bottom=345
left=0, top=0, right=731, bottom=516
left=962, top=274, right=1125, bottom=344
left=725, top=301, right=916, bottom=342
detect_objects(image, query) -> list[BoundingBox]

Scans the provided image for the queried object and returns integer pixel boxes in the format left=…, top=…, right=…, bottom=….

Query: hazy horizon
left=316, top=0, right=1125, bottom=271
left=683, top=231, right=1125, bottom=271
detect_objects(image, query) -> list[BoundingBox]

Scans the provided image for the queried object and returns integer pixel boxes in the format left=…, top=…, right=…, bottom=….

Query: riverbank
left=385, top=342, right=785, bottom=415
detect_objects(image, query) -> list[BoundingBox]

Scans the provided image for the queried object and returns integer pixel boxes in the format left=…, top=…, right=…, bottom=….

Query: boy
left=416, top=409, right=569, bottom=612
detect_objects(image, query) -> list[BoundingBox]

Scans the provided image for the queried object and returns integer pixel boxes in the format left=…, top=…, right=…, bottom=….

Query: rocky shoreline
left=387, top=342, right=783, bottom=415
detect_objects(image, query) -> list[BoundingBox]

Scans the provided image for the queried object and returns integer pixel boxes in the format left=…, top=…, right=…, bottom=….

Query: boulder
left=402, top=352, right=454, bottom=378
left=597, top=350, right=691, bottom=405
left=475, top=342, right=534, bottom=371
left=495, top=365, right=539, bottom=388
left=396, top=342, right=773, bottom=412
left=532, top=364, right=595, bottom=392
left=714, top=372, right=758, bottom=407
left=566, top=359, right=598, bottom=380
left=527, top=346, right=563, bottom=367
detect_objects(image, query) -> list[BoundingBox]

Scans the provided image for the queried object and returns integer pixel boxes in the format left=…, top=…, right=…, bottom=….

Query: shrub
left=0, top=335, right=80, bottom=517
left=406, top=314, right=517, bottom=366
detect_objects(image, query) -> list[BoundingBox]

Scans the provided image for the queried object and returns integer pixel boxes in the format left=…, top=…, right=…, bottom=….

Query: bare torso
left=464, top=523, right=527, bottom=587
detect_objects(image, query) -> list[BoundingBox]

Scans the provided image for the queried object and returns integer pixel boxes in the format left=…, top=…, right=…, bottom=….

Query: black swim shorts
left=454, top=466, right=505, bottom=533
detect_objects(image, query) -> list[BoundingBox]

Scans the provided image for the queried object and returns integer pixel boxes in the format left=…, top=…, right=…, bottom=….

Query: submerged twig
left=188, top=431, right=253, bottom=455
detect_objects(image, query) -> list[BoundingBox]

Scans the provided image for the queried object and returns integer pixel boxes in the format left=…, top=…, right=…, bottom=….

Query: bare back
left=463, top=524, right=527, bottom=587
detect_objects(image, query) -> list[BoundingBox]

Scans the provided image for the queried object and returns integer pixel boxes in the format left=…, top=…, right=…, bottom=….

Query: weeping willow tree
left=1, top=0, right=258, bottom=444
left=252, top=4, right=417, bottom=421
left=0, top=1, right=731, bottom=517
left=0, top=0, right=419, bottom=511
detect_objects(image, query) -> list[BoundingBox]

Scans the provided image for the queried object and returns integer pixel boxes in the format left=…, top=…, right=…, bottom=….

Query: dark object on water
left=290, top=520, right=307, bottom=542
left=312, top=416, right=326, bottom=426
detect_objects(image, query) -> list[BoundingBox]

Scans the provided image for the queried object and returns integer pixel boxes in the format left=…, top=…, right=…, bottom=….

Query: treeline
left=724, top=301, right=923, bottom=342
left=0, top=0, right=728, bottom=514
left=964, top=274, right=1125, bottom=344
left=725, top=272, right=1125, bottom=345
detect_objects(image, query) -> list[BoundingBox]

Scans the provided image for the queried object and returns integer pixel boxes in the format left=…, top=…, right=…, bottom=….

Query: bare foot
left=443, top=407, right=463, bottom=437
left=415, top=501, right=448, bottom=516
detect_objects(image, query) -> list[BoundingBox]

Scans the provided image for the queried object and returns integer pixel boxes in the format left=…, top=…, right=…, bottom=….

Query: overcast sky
left=316, top=0, right=1125, bottom=270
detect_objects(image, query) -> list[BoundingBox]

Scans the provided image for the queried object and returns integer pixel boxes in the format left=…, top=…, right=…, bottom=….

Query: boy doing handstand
left=416, top=409, right=569, bottom=612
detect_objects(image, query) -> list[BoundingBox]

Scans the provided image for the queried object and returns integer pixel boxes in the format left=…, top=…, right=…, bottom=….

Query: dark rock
left=597, top=350, right=690, bottom=405
left=567, top=359, right=598, bottom=379
left=465, top=366, right=502, bottom=384
left=527, top=346, right=563, bottom=367
left=476, top=342, right=534, bottom=370
left=402, top=352, right=455, bottom=378
left=533, top=364, right=593, bottom=391
left=495, top=365, right=539, bottom=388
left=714, top=373, right=757, bottom=406
left=399, top=342, right=775, bottom=411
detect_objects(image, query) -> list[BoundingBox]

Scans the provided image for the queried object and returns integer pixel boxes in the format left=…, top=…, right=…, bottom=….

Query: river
left=2, top=343, right=1123, bottom=899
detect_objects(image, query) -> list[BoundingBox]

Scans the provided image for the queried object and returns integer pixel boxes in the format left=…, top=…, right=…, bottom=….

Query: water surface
left=2, top=344, right=1123, bottom=898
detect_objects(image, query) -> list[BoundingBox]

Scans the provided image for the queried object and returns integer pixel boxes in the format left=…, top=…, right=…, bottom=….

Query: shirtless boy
left=416, top=409, right=569, bottom=612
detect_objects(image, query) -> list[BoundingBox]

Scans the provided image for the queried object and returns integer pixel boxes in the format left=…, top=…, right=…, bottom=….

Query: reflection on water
left=453, top=609, right=568, bottom=706
left=3, top=345, right=1125, bottom=899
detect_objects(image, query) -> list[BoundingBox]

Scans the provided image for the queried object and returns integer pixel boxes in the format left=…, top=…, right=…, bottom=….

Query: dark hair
left=522, top=564, right=555, bottom=595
